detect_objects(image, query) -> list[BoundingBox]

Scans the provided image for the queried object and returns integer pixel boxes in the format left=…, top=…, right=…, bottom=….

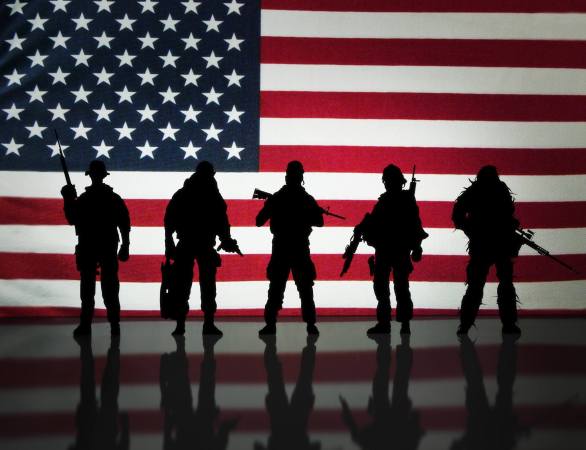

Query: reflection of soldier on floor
left=61, top=160, right=131, bottom=337
left=451, top=336, right=525, bottom=450
left=160, top=335, right=237, bottom=450
left=364, top=164, right=427, bottom=335
left=452, top=166, right=521, bottom=336
left=70, top=336, right=129, bottom=450
left=164, top=161, right=240, bottom=336
left=256, top=161, right=323, bottom=336
left=340, top=335, right=424, bottom=450
left=256, top=335, right=320, bottom=450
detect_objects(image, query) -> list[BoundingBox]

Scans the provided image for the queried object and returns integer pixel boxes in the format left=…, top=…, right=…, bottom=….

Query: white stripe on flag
left=261, top=64, right=586, bottom=95
left=261, top=11, right=586, bottom=40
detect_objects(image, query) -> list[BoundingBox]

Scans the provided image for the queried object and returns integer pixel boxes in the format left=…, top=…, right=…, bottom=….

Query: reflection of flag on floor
left=0, top=321, right=584, bottom=450
left=1, top=1, right=585, bottom=316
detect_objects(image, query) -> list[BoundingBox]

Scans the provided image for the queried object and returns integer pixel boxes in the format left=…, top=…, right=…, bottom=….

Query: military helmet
left=195, top=160, right=216, bottom=177
left=476, top=165, right=499, bottom=183
left=85, top=159, right=109, bottom=177
left=382, top=164, right=406, bottom=185
left=286, top=160, right=304, bottom=176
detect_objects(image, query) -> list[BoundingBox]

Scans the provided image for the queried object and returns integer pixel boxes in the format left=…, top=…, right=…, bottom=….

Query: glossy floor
left=0, top=318, right=584, bottom=450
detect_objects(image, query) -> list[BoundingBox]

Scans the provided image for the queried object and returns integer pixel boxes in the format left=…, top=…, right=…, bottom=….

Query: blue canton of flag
left=0, top=0, right=260, bottom=172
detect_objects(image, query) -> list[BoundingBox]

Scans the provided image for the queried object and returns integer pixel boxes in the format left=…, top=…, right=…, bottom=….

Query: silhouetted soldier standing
left=340, top=335, right=424, bottom=450
left=256, top=161, right=323, bottom=336
left=164, top=161, right=240, bottom=336
left=365, top=164, right=426, bottom=335
left=452, top=166, right=521, bottom=336
left=61, top=160, right=130, bottom=337
left=255, top=335, right=320, bottom=450
left=160, top=335, right=237, bottom=450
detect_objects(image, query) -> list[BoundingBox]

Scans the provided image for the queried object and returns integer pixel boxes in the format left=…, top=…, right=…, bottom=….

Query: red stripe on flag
left=262, top=0, right=586, bottom=13
left=259, top=146, right=586, bottom=175
left=2, top=254, right=584, bottom=282
left=3, top=198, right=586, bottom=228
left=261, top=91, right=586, bottom=121
left=0, top=345, right=583, bottom=387
left=261, top=37, right=586, bottom=69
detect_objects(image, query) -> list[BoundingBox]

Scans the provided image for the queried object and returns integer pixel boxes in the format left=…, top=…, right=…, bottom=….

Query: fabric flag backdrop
left=0, top=0, right=585, bottom=317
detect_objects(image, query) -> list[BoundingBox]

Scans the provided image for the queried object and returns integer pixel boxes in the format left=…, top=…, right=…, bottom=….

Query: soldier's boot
left=259, top=323, right=276, bottom=336
left=172, top=319, right=186, bottom=336
left=456, top=323, right=471, bottom=337
left=73, top=321, right=91, bottom=337
left=306, top=323, right=319, bottom=335
left=502, top=323, right=521, bottom=335
left=367, top=322, right=391, bottom=335
left=400, top=321, right=411, bottom=335
left=201, top=313, right=224, bottom=336
left=497, top=282, right=519, bottom=336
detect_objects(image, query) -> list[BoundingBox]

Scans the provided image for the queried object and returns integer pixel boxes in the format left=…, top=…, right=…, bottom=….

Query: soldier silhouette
left=69, top=336, right=129, bottom=450
left=164, top=161, right=240, bottom=336
left=61, top=160, right=130, bottom=337
left=452, top=165, right=521, bottom=336
left=340, top=335, right=424, bottom=450
left=451, top=335, right=525, bottom=450
left=255, top=335, right=320, bottom=450
left=159, top=335, right=237, bottom=450
left=362, top=164, right=427, bottom=335
left=256, top=161, right=323, bottom=336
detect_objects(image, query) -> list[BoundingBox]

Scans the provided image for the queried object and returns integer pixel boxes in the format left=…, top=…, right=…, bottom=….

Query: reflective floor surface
left=0, top=318, right=584, bottom=450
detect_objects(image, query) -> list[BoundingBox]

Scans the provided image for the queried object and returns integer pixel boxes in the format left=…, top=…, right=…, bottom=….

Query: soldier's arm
left=308, top=196, right=324, bottom=227
left=255, top=196, right=272, bottom=227
left=216, top=196, right=233, bottom=242
left=163, top=194, right=178, bottom=242
left=451, top=192, right=469, bottom=231
left=116, top=195, right=131, bottom=246
left=61, top=187, right=78, bottom=226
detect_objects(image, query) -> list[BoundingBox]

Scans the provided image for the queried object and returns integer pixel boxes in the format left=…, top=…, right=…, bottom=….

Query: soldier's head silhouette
left=476, top=165, right=500, bottom=184
left=195, top=160, right=216, bottom=178
left=285, top=160, right=304, bottom=187
left=85, top=160, right=109, bottom=184
left=382, top=164, right=406, bottom=192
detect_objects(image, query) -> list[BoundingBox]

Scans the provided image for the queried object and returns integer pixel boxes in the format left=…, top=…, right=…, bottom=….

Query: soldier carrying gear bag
left=452, top=165, right=521, bottom=336
left=255, top=161, right=324, bottom=336
left=164, top=161, right=241, bottom=336
left=61, top=160, right=131, bottom=337
left=355, top=164, right=427, bottom=336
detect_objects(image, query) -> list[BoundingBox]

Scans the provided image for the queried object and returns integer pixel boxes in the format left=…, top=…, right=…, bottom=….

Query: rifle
left=252, top=188, right=346, bottom=220
left=408, top=165, right=419, bottom=196
left=340, top=213, right=371, bottom=277
left=515, top=227, right=578, bottom=274
left=54, top=129, right=72, bottom=187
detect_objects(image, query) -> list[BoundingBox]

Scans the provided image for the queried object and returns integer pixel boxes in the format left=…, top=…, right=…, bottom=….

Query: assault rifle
left=408, top=165, right=419, bottom=196
left=252, top=188, right=346, bottom=220
left=515, top=227, right=578, bottom=274
left=55, top=129, right=72, bottom=187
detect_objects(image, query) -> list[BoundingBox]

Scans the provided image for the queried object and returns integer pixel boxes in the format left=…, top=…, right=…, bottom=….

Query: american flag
left=0, top=0, right=585, bottom=317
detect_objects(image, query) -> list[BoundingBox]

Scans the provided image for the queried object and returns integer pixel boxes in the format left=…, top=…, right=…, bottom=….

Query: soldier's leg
left=100, top=248, right=120, bottom=332
left=370, top=254, right=392, bottom=333
left=292, top=252, right=318, bottom=333
left=77, top=247, right=97, bottom=334
left=195, top=250, right=222, bottom=335
left=264, top=252, right=289, bottom=328
left=459, top=255, right=491, bottom=332
left=172, top=243, right=196, bottom=334
left=495, top=257, right=519, bottom=333
left=393, top=256, right=414, bottom=332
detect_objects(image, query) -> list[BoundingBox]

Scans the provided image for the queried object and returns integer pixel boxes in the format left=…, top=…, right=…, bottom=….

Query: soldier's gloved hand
left=220, top=237, right=241, bottom=255
left=411, top=246, right=423, bottom=262
left=118, top=241, right=130, bottom=262
left=60, top=184, right=77, bottom=200
left=165, top=238, right=176, bottom=260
